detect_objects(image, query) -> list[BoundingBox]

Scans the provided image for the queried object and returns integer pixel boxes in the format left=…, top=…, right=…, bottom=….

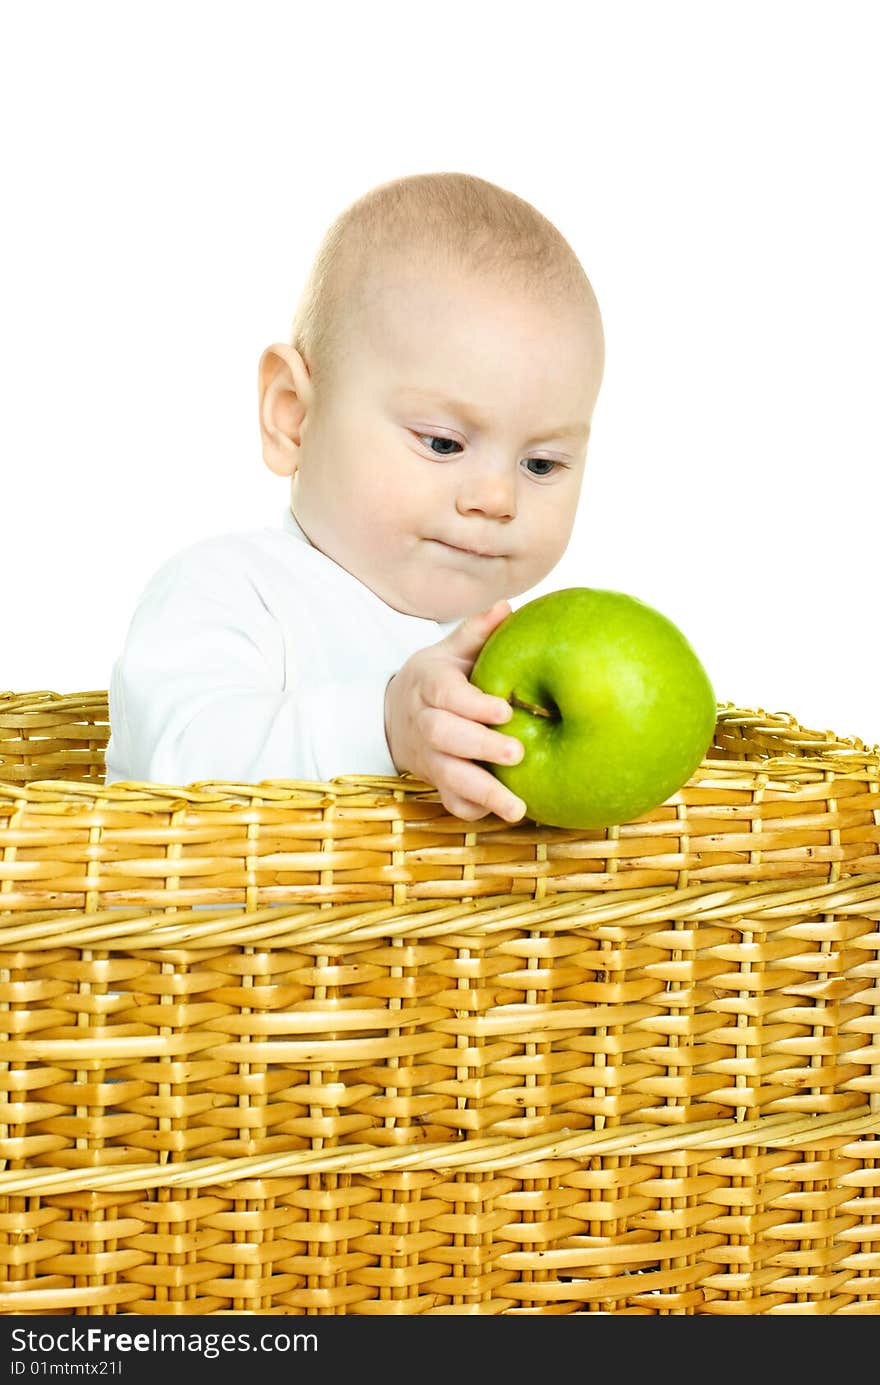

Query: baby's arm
left=384, top=600, right=527, bottom=823
left=106, top=554, right=395, bottom=786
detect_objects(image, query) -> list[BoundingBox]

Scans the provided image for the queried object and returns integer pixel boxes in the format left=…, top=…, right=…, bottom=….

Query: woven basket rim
left=1, top=697, right=878, bottom=808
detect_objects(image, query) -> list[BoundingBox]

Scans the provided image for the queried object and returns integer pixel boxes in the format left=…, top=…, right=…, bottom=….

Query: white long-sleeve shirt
left=104, top=506, right=460, bottom=787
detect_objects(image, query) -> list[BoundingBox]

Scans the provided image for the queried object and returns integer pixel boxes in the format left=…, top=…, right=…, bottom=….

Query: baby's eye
left=524, top=457, right=562, bottom=478
left=416, top=433, right=462, bottom=457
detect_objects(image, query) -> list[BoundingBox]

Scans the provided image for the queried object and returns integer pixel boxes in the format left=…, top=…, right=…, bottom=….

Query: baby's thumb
left=442, top=599, right=512, bottom=663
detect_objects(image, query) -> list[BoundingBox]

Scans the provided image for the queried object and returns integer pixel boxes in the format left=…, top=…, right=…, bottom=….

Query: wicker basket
left=1, top=688, right=879, bottom=1316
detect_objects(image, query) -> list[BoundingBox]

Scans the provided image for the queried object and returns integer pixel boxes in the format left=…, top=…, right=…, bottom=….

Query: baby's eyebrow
left=395, top=388, right=590, bottom=441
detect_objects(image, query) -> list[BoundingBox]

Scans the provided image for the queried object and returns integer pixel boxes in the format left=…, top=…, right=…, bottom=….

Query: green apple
left=470, top=587, right=717, bottom=829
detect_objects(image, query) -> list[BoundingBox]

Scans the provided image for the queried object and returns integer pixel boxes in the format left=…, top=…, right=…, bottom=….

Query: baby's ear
left=258, top=344, right=309, bottom=476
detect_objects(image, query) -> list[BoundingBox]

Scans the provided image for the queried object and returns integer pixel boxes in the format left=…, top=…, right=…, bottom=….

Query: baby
left=104, top=172, right=605, bottom=824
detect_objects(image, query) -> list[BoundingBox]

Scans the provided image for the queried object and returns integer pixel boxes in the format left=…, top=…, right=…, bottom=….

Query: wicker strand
left=1, top=1108, right=877, bottom=1196
left=2, top=876, right=878, bottom=950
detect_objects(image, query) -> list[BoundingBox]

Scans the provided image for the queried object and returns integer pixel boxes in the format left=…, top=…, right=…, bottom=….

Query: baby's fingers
left=438, top=758, right=527, bottom=825
left=437, top=600, right=512, bottom=669
left=422, top=706, right=524, bottom=768
left=440, top=791, right=493, bottom=822
left=433, top=674, right=513, bottom=727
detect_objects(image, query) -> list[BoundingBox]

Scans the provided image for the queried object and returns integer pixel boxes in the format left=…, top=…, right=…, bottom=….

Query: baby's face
left=288, top=266, right=604, bottom=621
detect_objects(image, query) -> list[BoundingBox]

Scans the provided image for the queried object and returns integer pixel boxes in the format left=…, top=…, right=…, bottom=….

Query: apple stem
left=510, top=692, right=556, bottom=719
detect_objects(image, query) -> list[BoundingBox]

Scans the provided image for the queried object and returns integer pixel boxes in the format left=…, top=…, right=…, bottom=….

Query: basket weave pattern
left=1, top=690, right=879, bottom=1314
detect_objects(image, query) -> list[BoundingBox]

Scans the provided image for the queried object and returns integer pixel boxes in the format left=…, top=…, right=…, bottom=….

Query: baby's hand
left=384, top=599, right=527, bottom=823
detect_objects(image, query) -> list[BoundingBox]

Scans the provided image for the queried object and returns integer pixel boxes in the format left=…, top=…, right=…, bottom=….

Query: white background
left=3, top=1, right=878, bottom=748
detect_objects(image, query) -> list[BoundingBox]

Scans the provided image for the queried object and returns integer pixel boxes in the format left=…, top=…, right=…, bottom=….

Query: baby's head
left=259, top=172, right=605, bottom=622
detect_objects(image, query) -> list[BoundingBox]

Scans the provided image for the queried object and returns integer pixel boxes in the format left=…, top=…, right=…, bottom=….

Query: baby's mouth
left=433, top=539, right=505, bottom=559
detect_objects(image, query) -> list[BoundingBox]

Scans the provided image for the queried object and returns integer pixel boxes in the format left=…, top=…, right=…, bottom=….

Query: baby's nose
left=456, top=465, right=517, bottom=519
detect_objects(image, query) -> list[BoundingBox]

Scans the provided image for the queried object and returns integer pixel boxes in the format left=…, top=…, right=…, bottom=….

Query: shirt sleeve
left=105, top=558, right=399, bottom=787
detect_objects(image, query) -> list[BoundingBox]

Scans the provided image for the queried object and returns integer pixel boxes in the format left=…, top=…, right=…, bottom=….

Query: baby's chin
left=376, top=573, right=507, bottom=623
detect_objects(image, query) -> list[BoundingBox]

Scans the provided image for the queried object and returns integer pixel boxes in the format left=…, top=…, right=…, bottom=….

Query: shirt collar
left=282, top=505, right=312, bottom=545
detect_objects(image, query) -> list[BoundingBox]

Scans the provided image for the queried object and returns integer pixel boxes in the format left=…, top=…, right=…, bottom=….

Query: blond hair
left=290, top=171, right=603, bottom=398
